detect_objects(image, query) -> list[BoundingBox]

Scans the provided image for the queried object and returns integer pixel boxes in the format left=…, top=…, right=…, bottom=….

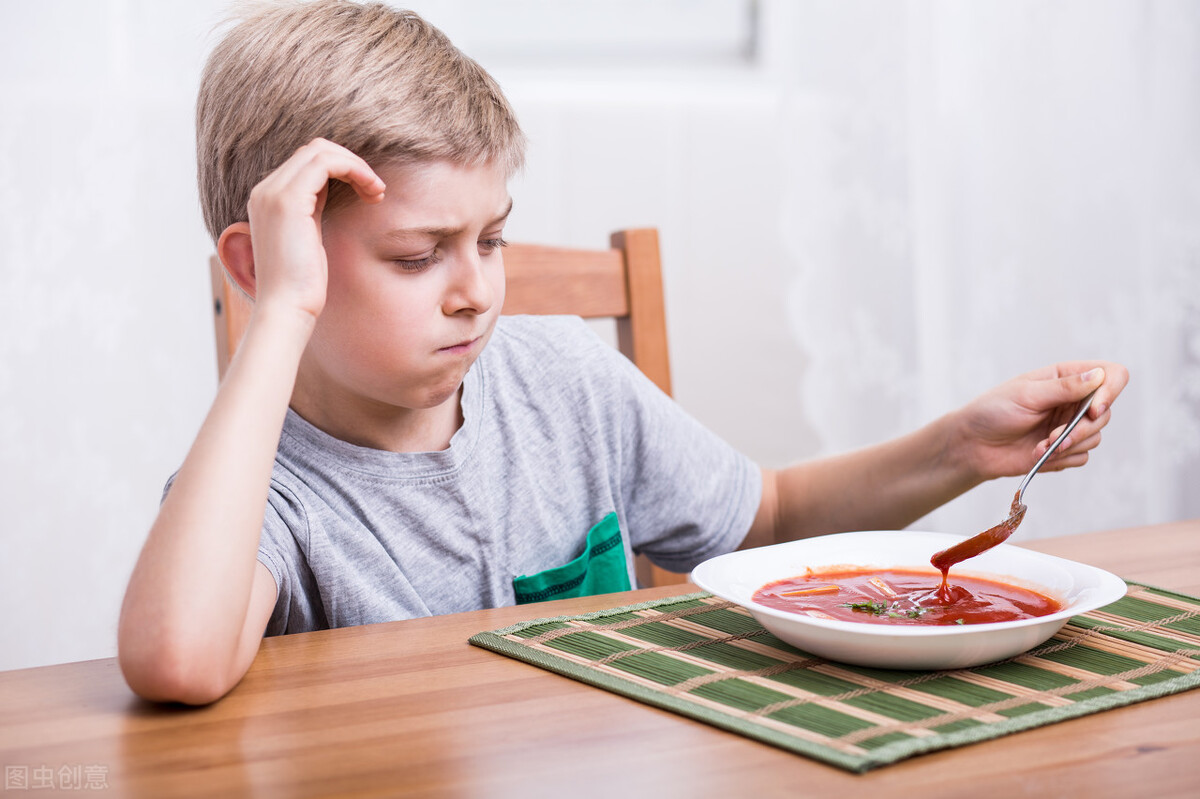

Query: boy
left=118, top=0, right=1128, bottom=705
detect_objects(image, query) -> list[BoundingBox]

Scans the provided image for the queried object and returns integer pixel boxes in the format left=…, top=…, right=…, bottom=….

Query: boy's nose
left=443, top=250, right=496, bottom=315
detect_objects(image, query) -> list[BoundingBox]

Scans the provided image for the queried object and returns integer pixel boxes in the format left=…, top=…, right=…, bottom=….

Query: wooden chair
left=209, top=227, right=684, bottom=587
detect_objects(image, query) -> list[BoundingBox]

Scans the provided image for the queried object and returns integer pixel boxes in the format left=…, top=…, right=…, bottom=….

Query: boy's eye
left=392, top=251, right=441, bottom=272
left=479, top=237, right=508, bottom=254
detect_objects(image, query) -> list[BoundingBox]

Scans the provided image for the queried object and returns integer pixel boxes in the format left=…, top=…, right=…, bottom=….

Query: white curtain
left=775, top=0, right=1200, bottom=537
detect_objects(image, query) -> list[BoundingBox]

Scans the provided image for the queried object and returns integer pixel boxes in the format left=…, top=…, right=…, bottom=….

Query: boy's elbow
left=118, top=631, right=242, bottom=706
left=125, top=669, right=233, bottom=707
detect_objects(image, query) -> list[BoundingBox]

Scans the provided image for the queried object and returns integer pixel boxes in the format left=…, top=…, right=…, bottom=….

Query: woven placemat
left=469, top=582, right=1200, bottom=772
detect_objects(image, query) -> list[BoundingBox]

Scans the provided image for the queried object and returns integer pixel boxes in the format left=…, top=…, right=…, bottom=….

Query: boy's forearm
left=751, top=411, right=982, bottom=546
left=118, top=307, right=312, bottom=702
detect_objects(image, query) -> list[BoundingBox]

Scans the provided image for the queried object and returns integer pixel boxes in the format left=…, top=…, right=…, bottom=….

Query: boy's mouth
left=438, top=336, right=482, bottom=355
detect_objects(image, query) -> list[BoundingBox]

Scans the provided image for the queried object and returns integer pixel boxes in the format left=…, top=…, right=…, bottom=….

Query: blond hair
left=196, top=0, right=526, bottom=242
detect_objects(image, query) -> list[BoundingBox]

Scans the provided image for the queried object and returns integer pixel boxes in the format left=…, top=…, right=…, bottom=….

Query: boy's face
left=293, top=159, right=511, bottom=448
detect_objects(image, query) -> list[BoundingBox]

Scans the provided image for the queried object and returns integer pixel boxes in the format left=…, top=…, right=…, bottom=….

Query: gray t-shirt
left=256, top=315, right=762, bottom=635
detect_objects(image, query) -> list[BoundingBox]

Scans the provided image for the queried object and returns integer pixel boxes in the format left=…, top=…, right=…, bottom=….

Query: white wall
left=2, top=0, right=1198, bottom=671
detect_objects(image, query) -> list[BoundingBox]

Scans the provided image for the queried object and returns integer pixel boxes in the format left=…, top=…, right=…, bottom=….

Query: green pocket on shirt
left=513, top=512, right=631, bottom=604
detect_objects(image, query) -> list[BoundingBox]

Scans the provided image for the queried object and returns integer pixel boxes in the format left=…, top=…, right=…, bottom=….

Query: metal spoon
left=931, top=388, right=1099, bottom=576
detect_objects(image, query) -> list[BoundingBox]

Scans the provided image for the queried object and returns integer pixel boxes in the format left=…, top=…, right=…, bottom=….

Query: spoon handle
left=1016, top=389, right=1098, bottom=504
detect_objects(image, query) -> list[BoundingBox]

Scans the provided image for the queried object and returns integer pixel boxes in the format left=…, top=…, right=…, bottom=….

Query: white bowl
left=690, top=531, right=1127, bottom=670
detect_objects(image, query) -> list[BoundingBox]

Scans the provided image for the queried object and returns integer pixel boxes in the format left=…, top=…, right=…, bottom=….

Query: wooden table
left=3, top=521, right=1199, bottom=797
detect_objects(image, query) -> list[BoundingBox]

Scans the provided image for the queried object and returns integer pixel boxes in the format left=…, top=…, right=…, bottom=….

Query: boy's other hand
left=953, top=361, right=1130, bottom=483
left=218, top=138, right=386, bottom=323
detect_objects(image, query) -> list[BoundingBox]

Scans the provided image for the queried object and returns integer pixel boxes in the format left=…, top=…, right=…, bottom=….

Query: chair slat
left=501, top=244, right=629, bottom=318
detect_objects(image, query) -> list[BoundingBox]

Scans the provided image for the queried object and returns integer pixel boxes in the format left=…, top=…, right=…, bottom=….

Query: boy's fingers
left=1038, top=427, right=1102, bottom=458
left=262, top=138, right=386, bottom=204
left=1047, top=367, right=1106, bottom=407
left=1087, top=362, right=1129, bottom=419
left=1021, top=361, right=1129, bottom=420
left=1035, top=423, right=1103, bottom=462
left=1026, top=366, right=1121, bottom=425
left=1039, top=450, right=1090, bottom=473
left=316, top=147, right=386, bottom=200
left=1040, top=404, right=1111, bottom=447
left=296, top=141, right=386, bottom=200
left=1069, top=429, right=1103, bottom=455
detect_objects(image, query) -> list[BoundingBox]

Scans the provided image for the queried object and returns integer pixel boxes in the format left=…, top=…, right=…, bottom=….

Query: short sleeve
left=589, top=334, right=763, bottom=572
left=257, top=476, right=326, bottom=636
left=161, top=470, right=308, bottom=636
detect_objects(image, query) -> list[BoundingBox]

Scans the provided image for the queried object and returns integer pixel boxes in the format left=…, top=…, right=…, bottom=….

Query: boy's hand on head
left=229, top=138, right=385, bottom=322
left=953, top=360, right=1129, bottom=483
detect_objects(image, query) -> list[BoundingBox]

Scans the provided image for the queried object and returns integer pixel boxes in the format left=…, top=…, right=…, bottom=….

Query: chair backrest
left=208, top=227, right=683, bottom=587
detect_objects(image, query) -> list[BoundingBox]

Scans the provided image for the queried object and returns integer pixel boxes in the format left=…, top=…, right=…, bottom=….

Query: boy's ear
left=217, top=222, right=257, bottom=300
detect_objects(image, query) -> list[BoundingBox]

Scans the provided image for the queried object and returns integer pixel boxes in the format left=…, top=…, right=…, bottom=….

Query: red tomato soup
left=753, top=568, right=1063, bottom=626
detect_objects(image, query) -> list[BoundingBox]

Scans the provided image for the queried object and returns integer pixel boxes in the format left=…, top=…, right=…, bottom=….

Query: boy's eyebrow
left=382, top=197, right=513, bottom=239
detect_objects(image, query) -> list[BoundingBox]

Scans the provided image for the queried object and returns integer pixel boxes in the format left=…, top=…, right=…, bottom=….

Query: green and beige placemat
left=469, top=582, right=1200, bottom=772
